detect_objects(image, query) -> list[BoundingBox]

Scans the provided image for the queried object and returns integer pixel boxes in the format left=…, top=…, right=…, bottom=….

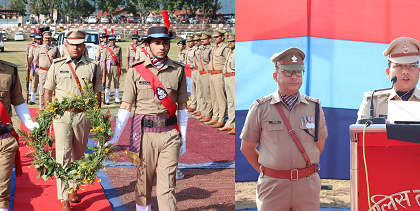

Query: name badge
left=60, top=70, right=69, bottom=74
left=268, top=120, right=282, bottom=124
left=139, top=81, right=150, bottom=85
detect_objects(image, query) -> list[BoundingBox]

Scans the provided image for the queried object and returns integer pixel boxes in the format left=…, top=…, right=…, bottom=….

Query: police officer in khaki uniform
left=240, top=47, right=328, bottom=211
left=358, top=37, right=420, bottom=120
left=219, top=33, right=235, bottom=134
left=25, top=33, right=36, bottom=94
left=28, top=32, right=43, bottom=105
left=0, top=60, right=39, bottom=211
left=186, top=33, right=202, bottom=114
left=60, top=38, right=89, bottom=59
left=135, top=35, right=148, bottom=62
left=44, top=29, right=102, bottom=211
left=33, top=31, right=60, bottom=110
left=126, top=32, right=140, bottom=70
left=184, top=35, right=196, bottom=112
left=107, top=26, right=188, bottom=211
left=197, top=32, right=213, bottom=122
left=102, top=34, right=122, bottom=105
left=205, top=29, right=228, bottom=128
left=177, top=39, right=186, bottom=62
left=96, top=32, right=108, bottom=63
left=191, top=32, right=203, bottom=117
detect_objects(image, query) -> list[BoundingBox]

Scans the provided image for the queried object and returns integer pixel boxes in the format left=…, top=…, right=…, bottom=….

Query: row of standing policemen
left=179, top=30, right=235, bottom=135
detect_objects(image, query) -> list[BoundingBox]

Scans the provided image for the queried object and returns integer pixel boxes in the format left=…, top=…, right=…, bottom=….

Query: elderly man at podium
left=358, top=37, right=420, bottom=120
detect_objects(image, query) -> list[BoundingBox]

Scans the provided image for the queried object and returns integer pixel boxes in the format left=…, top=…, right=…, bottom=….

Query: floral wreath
left=19, top=81, right=123, bottom=191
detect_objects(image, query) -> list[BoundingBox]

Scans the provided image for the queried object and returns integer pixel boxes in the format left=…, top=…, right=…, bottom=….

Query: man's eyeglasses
left=392, top=63, right=419, bottom=71
left=281, top=70, right=305, bottom=77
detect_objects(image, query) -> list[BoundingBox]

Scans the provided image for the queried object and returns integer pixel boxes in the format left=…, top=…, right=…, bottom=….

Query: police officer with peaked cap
left=44, top=29, right=103, bottom=211
left=102, top=32, right=122, bottom=104
left=240, top=47, right=328, bottom=211
left=358, top=37, right=420, bottom=120
left=28, top=31, right=43, bottom=105
left=177, top=39, right=186, bottom=62
left=127, top=32, right=140, bottom=70
left=196, top=32, right=213, bottom=123
left=107, top=25, right=188, bottom=211
left=219, top=33, right=235, bottom=134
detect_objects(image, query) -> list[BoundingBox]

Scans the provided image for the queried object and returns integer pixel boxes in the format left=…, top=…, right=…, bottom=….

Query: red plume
left=136, top=30, right=138, bottom=35
left=68, top=28, right=70, bottom=31
left=33, top=28, right=36, bottom=33
left=104, top=29, right=108, bottom=34
left=38, top=30, right=41, bottom=34
left=161, top=10, right=171, bottom=33
left=111, top=29, right=114, bottom=36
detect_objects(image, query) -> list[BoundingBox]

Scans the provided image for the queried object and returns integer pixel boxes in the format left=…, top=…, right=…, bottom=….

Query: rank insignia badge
left=304, top=116, right=315, bottom=129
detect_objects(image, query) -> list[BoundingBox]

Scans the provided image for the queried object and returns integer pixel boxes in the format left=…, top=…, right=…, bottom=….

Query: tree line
left=8, top=0, right=223, bottom=24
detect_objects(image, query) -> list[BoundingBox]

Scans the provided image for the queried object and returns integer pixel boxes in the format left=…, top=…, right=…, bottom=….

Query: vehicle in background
left=31, top=19, right=38, bottom=24
left=180, top=18, right=189, bottom=24
left=50, top=27, right=59, bottom=40
left=57, top=29, right=99, bottom=60
left=100, top=16, right=109, bottom=24
left=115, top=31, right=121, bottom=42
left=14, top=32, right=24, bottom=41
left=127, top=17, right=135, bottom=23
left=88, top=16, right=97, bottom=24
left=145, top=16, right=155, bottom=24
left=226, top=16, right=235, bottom=24
left=0, top=32, right=4, bottom=51
left=155, top=17, right=163, bottom=24
left=189, top=17, right=198, bottom=24
left=133, top=17, right=139, bottom=23
left=113, top=16, right=121, bottom=24
left=25, top=20, right=30, bottom=24
left=2, top=31, right=7, bottom=41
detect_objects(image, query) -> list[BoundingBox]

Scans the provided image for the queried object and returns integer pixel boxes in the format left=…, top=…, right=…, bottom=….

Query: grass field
left=2, top=38, right=182, bottom=127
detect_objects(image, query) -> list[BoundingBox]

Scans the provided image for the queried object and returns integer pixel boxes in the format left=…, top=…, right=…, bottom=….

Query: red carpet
left=16, top=108, right=112, bottom=210
left=110, top=115, right=235, bottom=164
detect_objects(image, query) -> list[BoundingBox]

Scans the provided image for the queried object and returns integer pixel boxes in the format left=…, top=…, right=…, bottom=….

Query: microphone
left=357, top=76, right=397, bottom=125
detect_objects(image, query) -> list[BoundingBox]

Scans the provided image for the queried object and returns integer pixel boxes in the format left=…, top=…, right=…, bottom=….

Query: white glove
left=107, top=108, right=130, bottom=146
left=15, top=103, right=39, bottom=131
left=177, top=109, right=188, bottom=156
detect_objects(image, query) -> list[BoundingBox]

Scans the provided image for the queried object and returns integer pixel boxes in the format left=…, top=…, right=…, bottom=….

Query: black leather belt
left=0, top=124, right=14, bottom=136
left=141, top=116, right=177, bottom=128
left=110, top=63, right=119, bottom=66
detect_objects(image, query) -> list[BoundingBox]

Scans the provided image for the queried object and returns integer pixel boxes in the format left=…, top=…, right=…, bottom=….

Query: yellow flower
left=110, top=155, right=114, bottom=158
left=81, top=162, right=85, bottom=168
left=28, top=166, right=31, bottom=168
left=67, top=91, right=71, bottom=94
left=77, top=172, right=81, bottom=175
left=98, top=179, right=101, bottom=183
left=120, top=157, right=124, bottom=160
left=93, top=107, right=98, bottom=110
left=90, top=129, right=94, bottom=132
left=89, top=84, right=93, bottom=87
left=54, top=97, right=58, bottom=101
left=103, top=168, right=107, bottom=171
left=105, top=148, right=109, bottom=152
left=88, top=169, right=91, bottom=172
left=76, top=84, right=80, bottom=88
left=82, top=85, right=86, bottom=89
left=68, top=189, right=73, bottom=193
left=86, top=92, right=89, bottom=96
left=77, top=96, right=81, bottom=99
left=117, top=154, right=120, bottom=157
left=85, top=99, right=90, bottom=104
left=81, top=188, right=86, bottom=192
left=124, top=151, right=128, bottom=154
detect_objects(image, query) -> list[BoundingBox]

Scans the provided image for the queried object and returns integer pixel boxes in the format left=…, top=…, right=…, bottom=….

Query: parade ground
left=5, top=39, right=235, bottom=210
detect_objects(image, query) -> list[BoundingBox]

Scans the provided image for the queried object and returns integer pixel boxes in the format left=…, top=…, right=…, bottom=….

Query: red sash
left=105, top=46, right=122, bottom=77
left=184, top=48, right=193, bottom=77
left=44, top=47, right=53, bottom=65
left=133, top=63, right=180, bottom=134
left=0, top=102, right=22, bottom=177
left=130, top=44, right=137, bottom=53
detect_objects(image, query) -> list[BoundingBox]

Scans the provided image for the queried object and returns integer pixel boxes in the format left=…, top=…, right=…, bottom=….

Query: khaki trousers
left=224, top=75, right=235, bottom=128
left=53, top=111, right=91, bottom=200
left=135, top=129, right=182, bottom=211
left=31, top=68, right=39, bottom=94
left=198, top=72, right=212, bottom=117
left=189, top=70, right=199, bottom=109
left=256, top=173, right=321, bottom=211
left=209, top=73, right=226, bottom=123
left=0, top=136, right=17, bottom=209
left=105, top=66, right=120, bottom=89
left=39, top=69, right=48, bottom=109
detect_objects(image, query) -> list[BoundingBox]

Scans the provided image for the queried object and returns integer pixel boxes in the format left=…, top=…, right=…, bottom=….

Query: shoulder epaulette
left=363, top=90, right=391, bottom=98
left=303, top=95, right=319, bottom=103
left=130, top=60, right=144, bottom=68
left=253, top=94, right=273, bottom=106
left=52, top=57, right=67, bottom=63
left=0, top=60, right=18, bottom=68
left=173, top=60, right=185, bottom=67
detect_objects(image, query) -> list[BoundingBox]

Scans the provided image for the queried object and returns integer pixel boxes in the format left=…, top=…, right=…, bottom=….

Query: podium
left=349, top=124, right=420, bottom=211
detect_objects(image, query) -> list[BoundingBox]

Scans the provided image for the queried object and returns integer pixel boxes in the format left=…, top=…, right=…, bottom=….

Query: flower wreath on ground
left=18, top=80, right=123, bottom=191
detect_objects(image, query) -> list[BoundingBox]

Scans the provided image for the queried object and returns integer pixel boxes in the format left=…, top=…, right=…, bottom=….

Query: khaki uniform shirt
left=122, top=58, right=188, bottom=116
left=177, top=49, right=186, bottom=62
left=223, top=49, right=235, bottom=74
left=126, top=43, right=139, bottom=58
left=200, top=45, right=212, bottom=71
left=194, top=46, right=203, bottom=70
left=135, top=44, right=147, bottom=62
left=185, top=47, right=195, bottom=67
left=240, top=91, right=328, bottom=171
left=44, top=56, right=103, bottom=103
left=60, top=45, right=89, bottom=58
left=34, top=45, right=60, bottom=69
left=28, top=43, right=39, bottom=59
left=26, top=42, right=36, bottom=56
left=0, top=60, right=25, bottom=117
left=357, top=88, right=420, bottom=120
left=209, top=43, right=229, bottom=71
left=96, top=42, right=108, bottom=60
left=101, top=45, right=122, bottom=64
